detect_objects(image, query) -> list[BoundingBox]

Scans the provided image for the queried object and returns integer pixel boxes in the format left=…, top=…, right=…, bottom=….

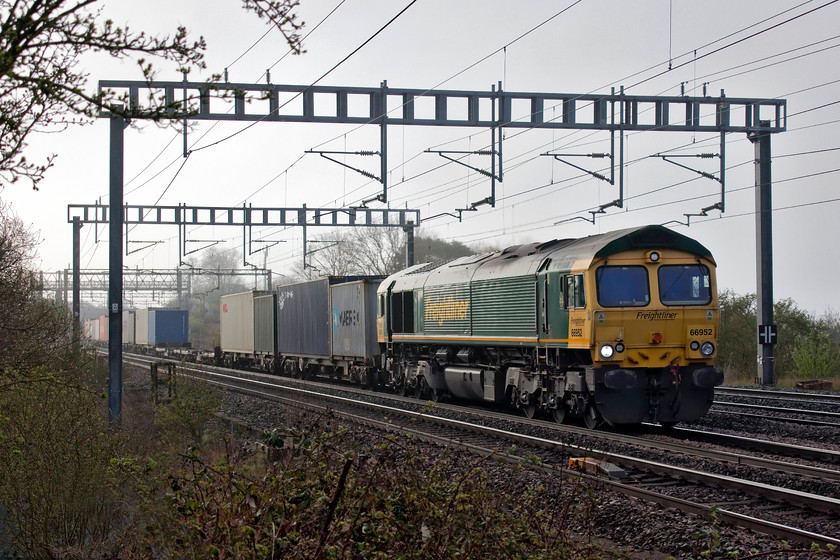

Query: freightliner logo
left=635, top=311, right=678, bottom=321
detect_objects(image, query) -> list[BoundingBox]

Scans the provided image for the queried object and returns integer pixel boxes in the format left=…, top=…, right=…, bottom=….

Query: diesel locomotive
left=377, top=224, right=724, bottom=427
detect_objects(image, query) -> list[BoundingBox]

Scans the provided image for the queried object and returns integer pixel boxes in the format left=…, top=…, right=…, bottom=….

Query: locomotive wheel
left=552, top=404, right=567, bottom=424
left=583, top=402, right=602, bottom=430
left=417, top=377, right=431, bottom=400
left=429, top=388, right=442, bottom=402
left=522, top=402, right=537, bottom=419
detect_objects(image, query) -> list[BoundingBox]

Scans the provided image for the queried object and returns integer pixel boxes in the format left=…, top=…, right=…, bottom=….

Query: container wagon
left=275, top=277, right=383, bottom=387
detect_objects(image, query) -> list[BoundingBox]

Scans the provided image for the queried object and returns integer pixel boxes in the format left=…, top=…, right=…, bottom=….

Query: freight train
left=104, top=224, right=725, bottom=428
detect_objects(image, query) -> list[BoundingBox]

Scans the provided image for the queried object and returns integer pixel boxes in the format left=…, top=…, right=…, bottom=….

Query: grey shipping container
left=220, top=291, right=274, bottom=355
left=276, top=279, right=331, bottom=357
left=122, top=311, right=136, bottom=345
left=135, top=308, right=150, bottom=345
left=276, top=276, right=384, bottom=359
left=254, top=293, right=276, bottom=355
left=330, top=280, right=380, bottom=359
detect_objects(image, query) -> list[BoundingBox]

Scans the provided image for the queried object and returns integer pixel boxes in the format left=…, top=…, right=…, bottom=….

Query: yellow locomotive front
left=585, top=247, right=724, bottom=425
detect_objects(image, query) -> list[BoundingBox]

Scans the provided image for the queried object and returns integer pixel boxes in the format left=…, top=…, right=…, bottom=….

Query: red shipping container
left=99, top=314, right=109, bottom=342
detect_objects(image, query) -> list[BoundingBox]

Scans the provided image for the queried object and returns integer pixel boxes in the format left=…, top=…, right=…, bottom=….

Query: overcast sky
left=4, top=0, right=840, bottom=315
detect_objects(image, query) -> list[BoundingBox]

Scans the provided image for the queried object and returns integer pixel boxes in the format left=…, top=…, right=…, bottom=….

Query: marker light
left=651, top=332, right=663, bottom=344
left=599, top=344, right=615, bottom=359
left=690, top=341, right=700, bottom=351
left=615, top=342, right=625, bottom=353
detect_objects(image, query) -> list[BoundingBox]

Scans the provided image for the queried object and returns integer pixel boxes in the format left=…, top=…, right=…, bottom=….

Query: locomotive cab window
left=377, top=294, right=385, bottom=317
left=563, top=274, right=586, bottom=309
left=596, top=266, right=650, bottom=307
left=658, top=264, right=712, bottom=306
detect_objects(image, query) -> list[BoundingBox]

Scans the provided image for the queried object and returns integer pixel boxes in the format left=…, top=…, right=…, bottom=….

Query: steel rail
left=717, top=386, right=840, bottom=404
left=713, top=402, right=840, bottom=419
left=712, top=409, right=839, bottom=428
left=670, top=427, right=840, bottom=464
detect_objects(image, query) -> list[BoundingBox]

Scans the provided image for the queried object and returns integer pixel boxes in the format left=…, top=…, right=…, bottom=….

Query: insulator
left=698, top=153, right=717, bottom=158
left=590, top=153, right=608, bottom=158
left=360, top=171, right=378, bottom=180
left=357, top=151, right=378, bottom=156
left=474, top=150, right=493, bottom=155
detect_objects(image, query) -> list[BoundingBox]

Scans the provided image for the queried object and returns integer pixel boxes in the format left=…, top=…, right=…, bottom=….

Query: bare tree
left=295, top=226, right=404, bottom=278
left=0, top=201, right=71, bottom=372
left=293, top=227, right=488, bottom=279
left=0, top=0, right=302, bottom=189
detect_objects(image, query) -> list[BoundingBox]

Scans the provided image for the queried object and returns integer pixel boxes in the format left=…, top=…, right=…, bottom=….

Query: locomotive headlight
left=700, top=341, right=715, bottom=356
left=599, top=344, right=615, bottom=359
left=690, top=341, right=700, bottom=351
left=646, top=250, right=661, bottom=263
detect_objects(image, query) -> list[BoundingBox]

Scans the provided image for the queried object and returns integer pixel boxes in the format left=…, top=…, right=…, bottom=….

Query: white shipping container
left=220, top=291, right=264, bottom=354
left=122, top=311, right=136, bottom=345
left=135, top=308, right=150, bottom=345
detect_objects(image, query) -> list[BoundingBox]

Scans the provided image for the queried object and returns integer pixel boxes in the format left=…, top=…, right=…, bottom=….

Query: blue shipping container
left=148, top=309, right=189, bottom=345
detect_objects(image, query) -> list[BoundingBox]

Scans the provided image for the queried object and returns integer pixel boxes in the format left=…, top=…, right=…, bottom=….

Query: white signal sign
left=758, top=324, right=777, bottom=345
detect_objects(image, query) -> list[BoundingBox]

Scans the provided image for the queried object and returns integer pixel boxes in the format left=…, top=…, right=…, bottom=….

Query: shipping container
left=220, top=291, right=276, bottom=357
left=89, top=318, right=99, bottom=341
left=276, top=277, right=383, bottom=359
left=276, top=279, right=330, bottom=357
left=148, top=309, right=189, bottom=345
left=122, top=311, right=136, bottom=345
left=330, top=280, right=380, bottom=359
left=99, top=314, right=108, bottom=342
left=254, top=293, right=276, bottom=355
left=135, top=308, right=150, bottom=345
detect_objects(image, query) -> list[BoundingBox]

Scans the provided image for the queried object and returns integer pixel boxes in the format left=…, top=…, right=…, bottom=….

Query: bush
left=792, top=329, right=840, bottom=380
left=114, top=422, right=601, bottom=560
left=0, top=363, right=125, bottom=559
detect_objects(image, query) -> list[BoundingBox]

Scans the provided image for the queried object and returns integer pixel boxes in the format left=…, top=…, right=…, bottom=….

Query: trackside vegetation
left=717, top=289, right=840, bottom=386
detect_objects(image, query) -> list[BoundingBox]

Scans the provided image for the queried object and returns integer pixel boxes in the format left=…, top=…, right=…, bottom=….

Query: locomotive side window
left=596, top=266, right=650, bottom=307
left=563, top=274, right=586, bottom=309
left=390, top=291, right=415, bottom=333
left=658, top=265, right=712, bottom=305
left=378, top=294, right=385, bottom=317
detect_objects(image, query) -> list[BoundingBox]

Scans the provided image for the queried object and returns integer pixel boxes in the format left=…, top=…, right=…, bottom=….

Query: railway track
left=126, top=354, right=840, bottom=548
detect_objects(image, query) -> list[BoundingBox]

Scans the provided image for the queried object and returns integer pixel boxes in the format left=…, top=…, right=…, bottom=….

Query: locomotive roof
left=381, top=225, right=714, bottom=290
left=549, top=224, right=714, bottom=263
